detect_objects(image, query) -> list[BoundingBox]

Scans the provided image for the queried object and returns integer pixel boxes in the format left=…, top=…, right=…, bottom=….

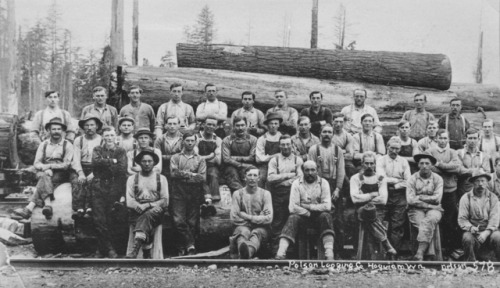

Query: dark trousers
left=270, top=187, right=291, bottom=251
left=224, top=165, right=246, bottom=192
left=257, top=164, right=269, bottom=189
left=280, top=212, right=334, bottom=244
left=441, top=191, right=461, bottom=250
left=326, top=178, right=345, bottom=254
left=462, top=231, right=500, bottom=262
left=30, top=170, right=70, bottom=207
left=359, top=206, right=388, bottom=243
left=70, top=165, right=93, bottom=211
left=385, top=189, right=407, bottom=250
left=128, top=208, right=163, bottom=243
left=170, top=181, right=203, bottom=250
left=203, top=165, right=220, bottom=201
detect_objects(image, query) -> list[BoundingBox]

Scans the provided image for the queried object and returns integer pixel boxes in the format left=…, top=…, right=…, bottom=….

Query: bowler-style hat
left=133, top=128, right=155, bottom=139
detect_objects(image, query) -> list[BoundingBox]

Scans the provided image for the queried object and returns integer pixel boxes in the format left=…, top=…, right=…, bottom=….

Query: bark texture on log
left=176, top=43, right=452, bottom=90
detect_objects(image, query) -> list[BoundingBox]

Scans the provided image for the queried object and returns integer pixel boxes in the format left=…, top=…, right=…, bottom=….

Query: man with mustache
left=407, top=152, right=444, bottom=261
left=222, top=116, right=258, bottom=192
left=353, top=114, right=385, bottom=172
left=351, top=151, right=397, bottom=257
left=155, top=83, right=196, bottom=138
left=266, top=90, right=298, bottom=136
left=438, top=98, right=470, bottom=150
left=119, top=85, right=155, bottom=132
left=256, top=113, right=282, bottom=188
left=458, top=172, right=500, bottom=262
left=80, top=86, right=118, bottom=130
left=341, top=89, right=382, bottom=135
left=196, top=117, right=222, bottom=202
left=230, top=166, right=273, bottom=259
left=31, top=91, right=76, bottom=142
left=300, top=91, right=333, bottom=137
left=14, top=117, right=75, bottom=220
left=275, top=161, right=334, bottom=260
left=417, top=121, right=441, bottom=153
left=401, top=93, right=435, bottom=141
left=231, top=91, right=266, bottom=137
left=291, top=116, right=319, bottom=162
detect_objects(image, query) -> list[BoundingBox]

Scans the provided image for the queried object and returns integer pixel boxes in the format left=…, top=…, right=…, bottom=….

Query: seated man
left=230, top=166, right=273, bottom=259
left=128, top=128, right=162, bottom=176
left=196, top=117, right=222, bottom=202
left=126, top=150, right=169, bottom=259
left=458, top=172, right=500, bottom=262
left=351, top=151, right=397, bottom=257
left=256, top=112, right=282, bottom=188
left=407, top=152, right=444, bottom=261
left=14, top=117, right=74, bottom=219
left=275, top=161, right=334, bottom=260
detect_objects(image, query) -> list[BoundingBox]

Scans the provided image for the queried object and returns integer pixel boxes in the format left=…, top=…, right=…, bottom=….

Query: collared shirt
left=31, top=107, right=76, bottom=139
left=407, top=172, right=443, bottom=208
left=222, top=133, right=258, bottom=167
left=72, top=135, right=102, bottom=174
left=300, top=106, right=333, bottom=136
left=155, top=101, right=195, bottom=130
left=154, top=131, right=183, bottom=157
left=196, top=100, right=228, bottom=122
left=332, top=130, right=354, bottom=153
left=92, top=144, right=128, bottom=180
left=307, top=144, right=345, bottom=190
left=353, top=131, right=386, bottom=155
left=231, top=107, right=266, bottom=130
left=289, top=176, right=331, bottom=217
left=127, top=148, right=163, bottom=176
left=231, top=187, right=273, bottom=226
left=266, top=105, right=299, bottom=128
left=350, top=173, right=388, bottom=205
left=126, top=172, right=169, bottom=210
left=402, top=109, right=435, bottom=140
left=256, top=132, right=282, bottom=163
left=417, top=137, right=440, bottom=153
left=268, top=153, right=304, bottom=187
left=428, top=146, right=461, bottom=192
left=196, top=132, right=222, bottom=165
left=438, top=113, right=470, bottom=149
left=340, top=104, right=381, bottom=134
left=291, top=133, right=320, bottom=158
left=458, top=190, right=499, bottom=232
left=34, top=138, right=74, bottom=171
left=376, top=155, right=411, bottom=185
left=170, top=151, right=207, bottom=184
left=80, top=104, right=118, bottom=128
left=119, top=102, right=156, bottom=132
left=457, top=148, right=491, bottom=171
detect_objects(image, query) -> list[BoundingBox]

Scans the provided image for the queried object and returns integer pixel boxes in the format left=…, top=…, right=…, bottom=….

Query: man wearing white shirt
left=155, top=83, right=196, bottom=138
left=195, top=84, right=228, bottom=138
left=256, top=113, right=282, bottom=188
left=341, top=89, right=382, bottom=134
left=231, top=91, right=266, bottom=137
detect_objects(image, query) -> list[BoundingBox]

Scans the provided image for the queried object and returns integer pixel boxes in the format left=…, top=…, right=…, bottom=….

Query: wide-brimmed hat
left=357, top=203, right=377, bottom=223
left=469, top=171, right=492, bottom=183
left=44, top=117, right=67, bottom=131
left=413, top=152, right=437, bottom=165
left=133, top=128, right=155, bottom=139
left=78, top=116, right=103, bottom=130
left=134, top=149, right=160, bottom=165
left=264, top=112, right=283, bottom=125
left=118, top=116, right=135, bottom=126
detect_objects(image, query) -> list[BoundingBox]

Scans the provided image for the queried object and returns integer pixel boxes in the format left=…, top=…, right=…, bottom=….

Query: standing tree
left=160, top=51, right=176, bottom=68
left=183, top=5, right=216, bottom=45
left=333, top=3, right=356, bottom=50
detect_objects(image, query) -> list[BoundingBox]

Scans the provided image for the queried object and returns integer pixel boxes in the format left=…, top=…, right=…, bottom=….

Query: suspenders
left=358, top=132, right=378, bottom=154
left=42, top=140, right=67, bottom=162
left=134, top=173, right=161, bottom=196
left=276, top=154, right=297, bottom=174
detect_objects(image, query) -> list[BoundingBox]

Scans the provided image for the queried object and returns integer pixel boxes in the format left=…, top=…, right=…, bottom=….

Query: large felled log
left=176, top=43, right=452, bottom=90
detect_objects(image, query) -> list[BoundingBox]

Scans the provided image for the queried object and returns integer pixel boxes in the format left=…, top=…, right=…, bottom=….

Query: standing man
left=291, top=116, right=320, bottom=162
left=195, top=83, right=228, bottom=138
left=376, top=138, right=411, bottom=254
left=417, top=121, right=440, bottom=153
left=170, top=132, right=207, bottom=256
left=479, top=119, right=500, bottom=157
left=119, top=85, right=155, bottom=132
left=231, top=91, right=266, bottom=137
left=196, top=117, right=222, bottom=202
left=127, top=128, right=162, bottom=176
left=125, top=150, right=169, bottom=259
left=80, top=86, right=118, bottom=129
left=256, top=113, right=282, bottom=188
left=401, top=93, right=435, bottom=141
left=266, top=90, right=299, bottom=136
left=275, top=161, right=335, bottom=260
left=353, top=114, right=386, bottom=171
left=267, top=134, right=303, bottom=253
left=331, top=113, right=355, bottom=178
left=154, top=117, right=183, bottom=178
left=116, top=117, right=136, bottom=153
left=31, top=91, right=76, bottom=142
left=300, top=91, right=333, bottom=137
left=13, top=118, right=74, bottom=220
left=155, top=83, right=196, bottom=138
left=91, top=126, right=128, bottom=258
left=351, top=151, right=397, bottom=257
left=407, top=153, right=444, bottom=261
left=230, top=166, right=273, bottom=259
left=341, top=89, right=382, bottom=134
left=222, top=117, right=258, bottom=192
left=438, top=98, right=470, bottom=150
left=458, top=172, right=500, bottom=262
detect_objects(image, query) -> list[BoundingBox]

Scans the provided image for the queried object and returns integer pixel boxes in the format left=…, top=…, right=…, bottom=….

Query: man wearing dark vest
left=127, top=128, right=162, bottom=176
left=125, top=150, right=169, bottom=259
left=31, top=91, right=76, bottom=142
left=154, top=116, right=183, bottom=179
left=353, top=113, right=385, bottom=172
left=256, top=112, right=282, bottom=188
left=438, top=98, right=470, bottom=150
left=300, top=91, right=333, bottom=137
left=196, top=117, right=222, bottom=202
left=13, top=117, right=74, bottom=220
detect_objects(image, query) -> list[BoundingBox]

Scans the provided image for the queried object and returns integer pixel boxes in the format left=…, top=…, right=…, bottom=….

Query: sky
left=15, top=0, right=500, bottom=85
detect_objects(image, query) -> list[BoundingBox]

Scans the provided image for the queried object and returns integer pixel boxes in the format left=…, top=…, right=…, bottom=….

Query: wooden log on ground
left=176, top=43, right=452, bottom=90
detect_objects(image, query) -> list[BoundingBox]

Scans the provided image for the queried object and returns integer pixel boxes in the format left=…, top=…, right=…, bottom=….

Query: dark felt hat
left=134, top=149, right=160, bottom=166
left=264, top=112, right=283, bottom=125
left=118, top=116, right=135, bottom=126
left=133, top=127, right=155, bottom=139
left=357, top=203, right=377, bottom=223
left=468, top=171, right=492, bottom=183
left=44, top=117, right=67, bottom=131
left=413, top=152, right=437, bottom=165
left=78, top=116, right=103, bottom=130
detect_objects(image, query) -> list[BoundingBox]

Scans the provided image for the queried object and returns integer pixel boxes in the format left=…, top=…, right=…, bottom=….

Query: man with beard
left=196, top=117, right=222, bottom=202
left=231, top=91, right=266, bottom=137
left=154, top=117, right=183, bottom=178
left=195, top=83, right=228, bottom=138
left=155, top=83, right=196, bottom=138
left=170, top=132, right=207, bottom=256
left=376, top=138, right=411, bottom=255
left=80, top=86, right=118, bottom=130
left=417, top=121, right=441, bottom=153
left=291, top=116, right=320, bottom=162
left=119, top=85, right=155, bottom=132
left=14, top=118, right=75, bottom=220
left=427, top=130, right=462, bottom=255
left=222, top=117, right=258, bottom=192
left=266, top=90, right=298, bottom=136
left=31, top=91, right=76, bottom=142
left=407, top=152, right=444, bottom=261
left=125, top=150, right=169, bottom=259
left=401, top=94, right=435, bottom=141
left=458, top=172, right=500, bottom=262
left=300, top=91, right=333, bottom=137
left=256, top=113, right=283, bottom=188
left=230, top=166, right=273, bottom=259
left=341, top=89, right=382, bottom=135
left=91, top=126, right=128, bottom=258
left=116, top=117, right=136, bottom=153
left=275, top=161, right=334, bottom=260
left=267, top=134, right=303, bottom=253
left=351, top=151, right=397, bottom=257
left=438, top=98, right=470, bottom=150
left=127, top=128, right=162, bottom=176
left=479, top=119, right=500, bottom=158
left=71, top=116, right=103, bottom=219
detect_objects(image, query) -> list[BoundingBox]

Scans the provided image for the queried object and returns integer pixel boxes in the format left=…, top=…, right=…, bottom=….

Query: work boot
left=382, top=240, right=397, bottom=256
left=412, top=242, right=429, bottom=261
left=325, top=249, right=334, bottom=261
left=12, top=208, right=32, bottom=219
left=42, top=206, right=53, bottom=220
left=142, top=249, right=151, bottom=259
left=238, top=241, right=251, bottom=259
left=126, top=239, right=144, bottom=259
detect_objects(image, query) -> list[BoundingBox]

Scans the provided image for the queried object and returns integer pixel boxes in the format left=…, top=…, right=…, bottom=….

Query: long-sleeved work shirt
left=438, top=113, right=470, bottom=149
left=31, top=107, right=76, bottom=139
left=332, top=130, right=355, bottom=154
left=196, top=132, right=222, bottom=166
left=268, top=153, right=304, bottom=187
left=417, top=136, right=440, bottom=153
left=195, top=100, right=228, bottom=122
left=231, top=107, right=266, bottom=134
left=307, top=144, right=345, bottom=191
left=72, top=135, right=102, bottom=175
left=402, top=109, right=435, bottom=140
left=155, top=101, right=195, bottom=131
left=340, top=104, right=382, bottom=134
left=289, top=176, right=331, bottom=217
left=154, top=131, right=184, bottom=163
left=126, top=172, right=169, bottom=210
left=407, top=172, right=444, bottom=209
left=119, top=102, right=156, bottom=132
left=170, top=151, right=207, bottom=184
left=222, top=133, right=257, bottom=167
left=376, top=155, right=411, bottom=187
left=230, top=187, right=273, bottom=227
left=300, top=106, right=333, bottom=136
left=458, top=190, right=499, bottom=233
left=428, top=146, right=461, bottom=193
left=34, top=138, right=74, bottom=171
left=266, top=105, right=298, bottom=128
left=80, top=104, right=118, bottom=129
left=350, top=173, right=388, bottom=205
left=291, top=133, right=320, bottom=160
left=353, top=131, right=386, bottom=156
left=256, top=132, right=281, bottom=163
left=91, top=144, right=128, bottom=180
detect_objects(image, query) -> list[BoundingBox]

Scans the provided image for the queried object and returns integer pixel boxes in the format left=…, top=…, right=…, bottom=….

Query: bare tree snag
left=0, top=0, right=19, bottom=114
left=132, top=0, right=139, bottom=66
left=311, top=0, right=318, bottom=49
left=110, top=0, right=125, bottom=66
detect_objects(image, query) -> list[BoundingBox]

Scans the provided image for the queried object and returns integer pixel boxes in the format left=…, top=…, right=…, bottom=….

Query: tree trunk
left=0, top=0, right=19, bottom=114
left=310, top=0, right=318, bottom=49
left=110, top=0, right=125, bottom=66
left=176, top=43, right=452, bottom=90
left=132, top=0, right=139, bottom=66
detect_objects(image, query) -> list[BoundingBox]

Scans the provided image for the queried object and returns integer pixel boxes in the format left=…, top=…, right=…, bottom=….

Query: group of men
left=12, top=84, right=500, bottom=262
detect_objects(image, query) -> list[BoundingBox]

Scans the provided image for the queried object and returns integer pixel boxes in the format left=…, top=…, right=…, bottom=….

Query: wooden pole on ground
left=132, top=0, right=139, bottom=66
left=111, top=0, right=125, bottom=66
left=311, top=0, right=318, bottom=48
